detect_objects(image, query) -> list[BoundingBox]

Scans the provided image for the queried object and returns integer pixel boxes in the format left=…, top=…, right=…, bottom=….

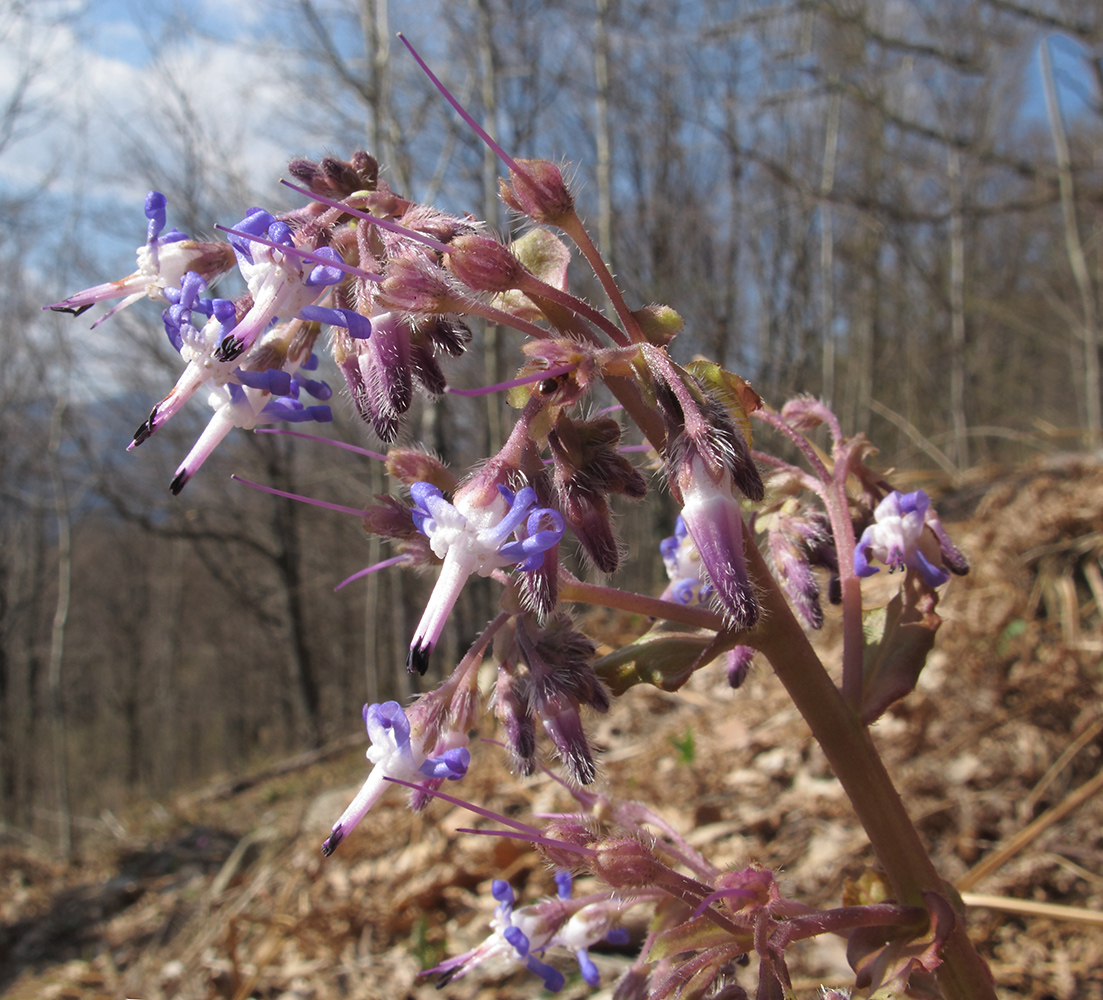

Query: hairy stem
left=745, top=541, right=996, bottom=999
left=559, top=576, right=724, bottom=631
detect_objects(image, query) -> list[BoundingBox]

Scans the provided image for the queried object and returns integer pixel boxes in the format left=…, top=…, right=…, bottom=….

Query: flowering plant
left=48, top=38, right=991, bottom=1000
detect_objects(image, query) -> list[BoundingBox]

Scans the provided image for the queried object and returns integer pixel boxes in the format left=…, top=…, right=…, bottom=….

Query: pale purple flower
left=321, top=701, right=470, bottom=856
left=406, top=482, right=565, bottom=673
left=659, top=514, right=713, bottom=607
left=168, top=362, right=333, bottom=494
left=854, top=490, right=950, bottom=587
left=676, top=460, right=757, bottom=627
left=213, top=207, right=345, bottom=362
left=45, top=192, right=235, bottom=327
left=427, top=875, right=628, bottom=991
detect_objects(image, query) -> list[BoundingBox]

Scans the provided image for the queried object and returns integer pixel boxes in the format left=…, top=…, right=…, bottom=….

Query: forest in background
left=1, top=0, right=1102, bottom=856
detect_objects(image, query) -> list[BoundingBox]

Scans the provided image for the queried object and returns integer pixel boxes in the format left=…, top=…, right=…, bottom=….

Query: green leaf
left=647, top=916, right=744, bottom=962
left=670, top=725, right=696, bottom=764
left=593, top=629, right=715, bottom=694
left=860, top=581, right=942, bottom=724
left=631, top=303, right=684, bottom=346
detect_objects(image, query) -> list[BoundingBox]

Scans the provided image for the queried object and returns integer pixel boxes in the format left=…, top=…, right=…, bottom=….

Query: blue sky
left=5, top=1, right=1098, bottom=303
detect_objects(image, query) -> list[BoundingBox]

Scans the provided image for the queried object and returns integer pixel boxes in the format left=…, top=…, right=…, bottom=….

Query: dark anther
left=49, top=303, right=94, bottom=317
left=169, top=470, right=189, bottom=495
left=538, top=377, right=562, bottom=395
left=321, top=827, right=343, bottom=857
left=214, top=334, right=246, bottom=362
left=132, top=413, right=155, bottom=447
left=407, top=644, right=431, bottom=676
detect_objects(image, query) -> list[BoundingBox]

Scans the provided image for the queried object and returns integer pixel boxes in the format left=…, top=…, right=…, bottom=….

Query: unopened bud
left=377, top=256, right=459, bottom=314
left=499, top=159, right=574, bottom=225
left=446, top=234, right=524, bottom=292
left=780, top=394, right=830, bottom=431
left=590, top=837, right=664, bottom=889
left=726, top=645, right=755, bottom=689
left=361, top=495, right=417, bottom=539
left=386, top=448, right=456, bottom=492
left=540, top=818, right=597, bottom=870
left=632, top=304, right=684, bottom=346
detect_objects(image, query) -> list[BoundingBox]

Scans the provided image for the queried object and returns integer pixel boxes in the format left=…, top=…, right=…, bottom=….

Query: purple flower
left=426, top=875, right=628, bottom=992
left=321, top=701, right=470, bottom=856
left=854, top=490, right=950, bottom=588
left=45, top=192, right=235, bottom=327
left=659, top=514, right=713, bottom=607
left=154, top=311, right=332, bottom=492
left=406, top=481, right=565, bottom=673
left=213, top=207, right=344, bottom=362
left=676, top=459, right=758, bottom=628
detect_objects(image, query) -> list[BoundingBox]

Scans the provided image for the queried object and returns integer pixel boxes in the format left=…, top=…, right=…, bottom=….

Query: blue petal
left=305, top=246, right=345, bottom=286
left=237, top=369, right=293, bottom=395
left=211, top=299, right=238, bottom=332
left=659, top=534, right=680, bottom=562
left=296, top=377, right=332, bottom=400
left=503, top=926, right=530, bottom=957
left=909, top=549, right=951, bottom=588
left=299, top=304, right=372, bottom=339
left=267, top=220, right=293, bottom=246
left=144, top=191, right=167, bottom=242
left=365, top=701, right=411, bottom=748
left=524, top=955, right=564, bottom=992
left=497, top=507, right=565, bottom=567
left=418, top=746, right=470, bottom=780
left=229, top=207, right=275, bottom=262
left=409, top=482, right=444, bottom=532
left=162, top=310, right=184, bottom=353
left=576, top=949, right=600, bottom=987
left=853, top=527, right=879, bottom=578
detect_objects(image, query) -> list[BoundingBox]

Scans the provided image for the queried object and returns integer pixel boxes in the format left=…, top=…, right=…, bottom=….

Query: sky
left=3, top=1, right=1098, bottom=315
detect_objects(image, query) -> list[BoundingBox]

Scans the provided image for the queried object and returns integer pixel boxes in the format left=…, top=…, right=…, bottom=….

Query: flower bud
left=726, top=646, right=755, bottom=689
left=446, top=234, right=524, bottom=292
left=385, top=448, right=456, bottom=492
left=590, top=837, right=664, bottom=889
left=780, top=394, right=830, bottom=430
left=539, top=819, right=598, bottom=870
left=499, top=159, right=575, bottom=225
left=361, top=495, right=418, bottom=539
left=377, top=255, right=460, bottom=314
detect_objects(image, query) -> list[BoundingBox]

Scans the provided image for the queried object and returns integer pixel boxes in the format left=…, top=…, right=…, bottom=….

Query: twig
left=1023, top=713, right=1103, bottom=818
left=962, top=892, right=1103, bottom=927
left=183, top=731, right=365, bottom=804
left=956, top=768, right=1103, bottom=891
left=868, top=398, right=961, bottom=482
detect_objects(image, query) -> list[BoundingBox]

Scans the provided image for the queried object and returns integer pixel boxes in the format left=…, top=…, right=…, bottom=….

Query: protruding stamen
left=334, top=555, right=407, bottom=592
left=230, top=475, right=366, bottom=517
left=213, top=224, right=384, bottom=283
left=253, top=427, right=387, bottom=461
left=397, top=34, right=524, bottom=177
left=445, top=364, right=576, bottom=398
left=279, top=179, right=451, bottom=255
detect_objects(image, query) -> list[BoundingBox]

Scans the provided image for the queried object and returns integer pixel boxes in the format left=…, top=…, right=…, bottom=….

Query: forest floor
left=3, top=456, right=1103, bottom=1000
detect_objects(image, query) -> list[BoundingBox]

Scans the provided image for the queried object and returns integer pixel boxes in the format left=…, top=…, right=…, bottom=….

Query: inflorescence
left=47, top=40, right=971, bottom=998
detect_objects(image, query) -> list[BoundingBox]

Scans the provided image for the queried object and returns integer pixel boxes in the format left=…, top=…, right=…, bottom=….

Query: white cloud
left=0, top=7, right=329, bottom=214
